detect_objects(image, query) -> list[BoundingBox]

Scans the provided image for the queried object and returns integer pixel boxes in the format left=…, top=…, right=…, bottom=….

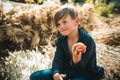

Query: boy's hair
left=54, top=5, right=78, bottom=26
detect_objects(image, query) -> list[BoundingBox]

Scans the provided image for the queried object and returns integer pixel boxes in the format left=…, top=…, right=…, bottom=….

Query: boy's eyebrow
left=60, top=15, right=68, bottom=20
left=57, top=16, right=68, bottom=23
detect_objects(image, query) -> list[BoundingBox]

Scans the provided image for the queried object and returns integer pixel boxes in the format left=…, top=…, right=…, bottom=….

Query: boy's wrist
left=71, top=60, right=78, bottom=65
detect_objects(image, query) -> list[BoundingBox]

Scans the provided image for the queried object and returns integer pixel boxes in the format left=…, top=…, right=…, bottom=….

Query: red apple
left=76, top=42, right=86, bottom=54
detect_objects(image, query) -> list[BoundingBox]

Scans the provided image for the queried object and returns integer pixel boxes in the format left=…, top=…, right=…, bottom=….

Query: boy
left=30, top=5, right=104, bottom=80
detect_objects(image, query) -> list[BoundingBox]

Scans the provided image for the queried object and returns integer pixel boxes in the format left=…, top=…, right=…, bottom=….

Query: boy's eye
left=63, top=21, right=67, bottom=24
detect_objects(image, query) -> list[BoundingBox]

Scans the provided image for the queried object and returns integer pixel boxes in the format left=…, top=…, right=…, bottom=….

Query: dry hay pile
left=0, top=1, right=59, bottom=56
left=0, top=44, right=55, bottom=80
left=96, top=43, right=120, bottom=80
left=0, top=1, right=120, bottom=80
left=90, top=17, right=120, bottom=46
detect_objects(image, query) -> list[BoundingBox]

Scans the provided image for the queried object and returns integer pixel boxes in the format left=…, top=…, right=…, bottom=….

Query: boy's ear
left=75, top=17, right=80, bottom=24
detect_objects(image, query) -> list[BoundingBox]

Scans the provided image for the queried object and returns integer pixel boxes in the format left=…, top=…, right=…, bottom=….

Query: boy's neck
left=67, top=28, right=79, bottom=41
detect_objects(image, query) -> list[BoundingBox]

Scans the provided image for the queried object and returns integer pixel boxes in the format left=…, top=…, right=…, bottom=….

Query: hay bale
left=90, top=23, right=120, bottom=46
left=0, top=1, right=59, bottom=53
left=97, top=43, right=120, bottom=80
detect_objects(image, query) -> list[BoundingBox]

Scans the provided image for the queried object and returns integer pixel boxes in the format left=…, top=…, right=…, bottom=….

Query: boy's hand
left=72, top=42, right=86, bottom=64
left=53, top=73, right=66, bottom=80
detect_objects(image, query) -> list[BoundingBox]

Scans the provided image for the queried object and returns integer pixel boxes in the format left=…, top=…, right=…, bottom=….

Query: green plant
left=37, top=0, right=44, bottom=4
left=95, top=3, right=115, bottom=18
left=25, top=0, right=44, bottom=4
left=85, top=0, right=115, bottom=18
left=85, top=0, right=94, bottom=4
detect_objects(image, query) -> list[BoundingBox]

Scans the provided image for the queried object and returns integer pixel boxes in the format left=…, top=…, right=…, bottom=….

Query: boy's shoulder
left=56, top=35, right=67, bottom=46
left=78, top=28, right=94, bottom=42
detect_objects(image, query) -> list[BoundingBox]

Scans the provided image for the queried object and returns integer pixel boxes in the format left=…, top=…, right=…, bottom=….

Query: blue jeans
left=30, top=69, right=53, bottom=80
left=30, top=69, right=99, bottom=80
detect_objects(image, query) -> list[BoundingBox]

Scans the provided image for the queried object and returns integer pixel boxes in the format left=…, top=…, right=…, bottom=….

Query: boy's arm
left=72, top=37, right=104, bottom=78
left=52, top=38, right=63, bottom=75
left=72, top=37, right=95, bottom=69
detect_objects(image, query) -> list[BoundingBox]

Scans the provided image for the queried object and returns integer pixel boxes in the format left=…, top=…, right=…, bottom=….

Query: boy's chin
left=61, top=32, right=69, bottom=36
left=61, top=34, right=68, bottom=36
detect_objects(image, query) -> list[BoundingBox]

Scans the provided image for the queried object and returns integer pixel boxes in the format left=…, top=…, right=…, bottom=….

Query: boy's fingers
left=72, top=43, right=77, bottom=53
left=60, top=74, right=67, bottom=78
left=78, top=52, right=82, bottom=56
left=59, top=76, right=63, bottom=80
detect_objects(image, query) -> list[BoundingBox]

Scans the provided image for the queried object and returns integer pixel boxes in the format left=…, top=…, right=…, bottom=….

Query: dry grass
left=96, top=43, right=120, bottom=80
left=0, top=44, right=55, bottom=80
left=90, top=17, right=120, bottom=46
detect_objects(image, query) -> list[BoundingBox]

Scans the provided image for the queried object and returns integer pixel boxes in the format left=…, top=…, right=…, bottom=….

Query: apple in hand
left=76, top=42, right=87, bottom=54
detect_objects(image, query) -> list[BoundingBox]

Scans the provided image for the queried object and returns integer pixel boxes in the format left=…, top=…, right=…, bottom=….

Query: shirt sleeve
left=51, top=37, right=64, bottom=75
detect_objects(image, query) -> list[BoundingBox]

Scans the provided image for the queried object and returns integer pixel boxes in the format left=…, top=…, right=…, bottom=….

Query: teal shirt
left=52, top=28, right=104, bottom=79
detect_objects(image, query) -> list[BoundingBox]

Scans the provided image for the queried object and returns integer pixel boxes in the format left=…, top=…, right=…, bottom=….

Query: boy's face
left=57, top=15, right=79, bottom=36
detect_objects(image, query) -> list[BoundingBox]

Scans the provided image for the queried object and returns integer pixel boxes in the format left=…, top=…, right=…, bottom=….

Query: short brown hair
left=54, top=5, right=78, bottom=26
